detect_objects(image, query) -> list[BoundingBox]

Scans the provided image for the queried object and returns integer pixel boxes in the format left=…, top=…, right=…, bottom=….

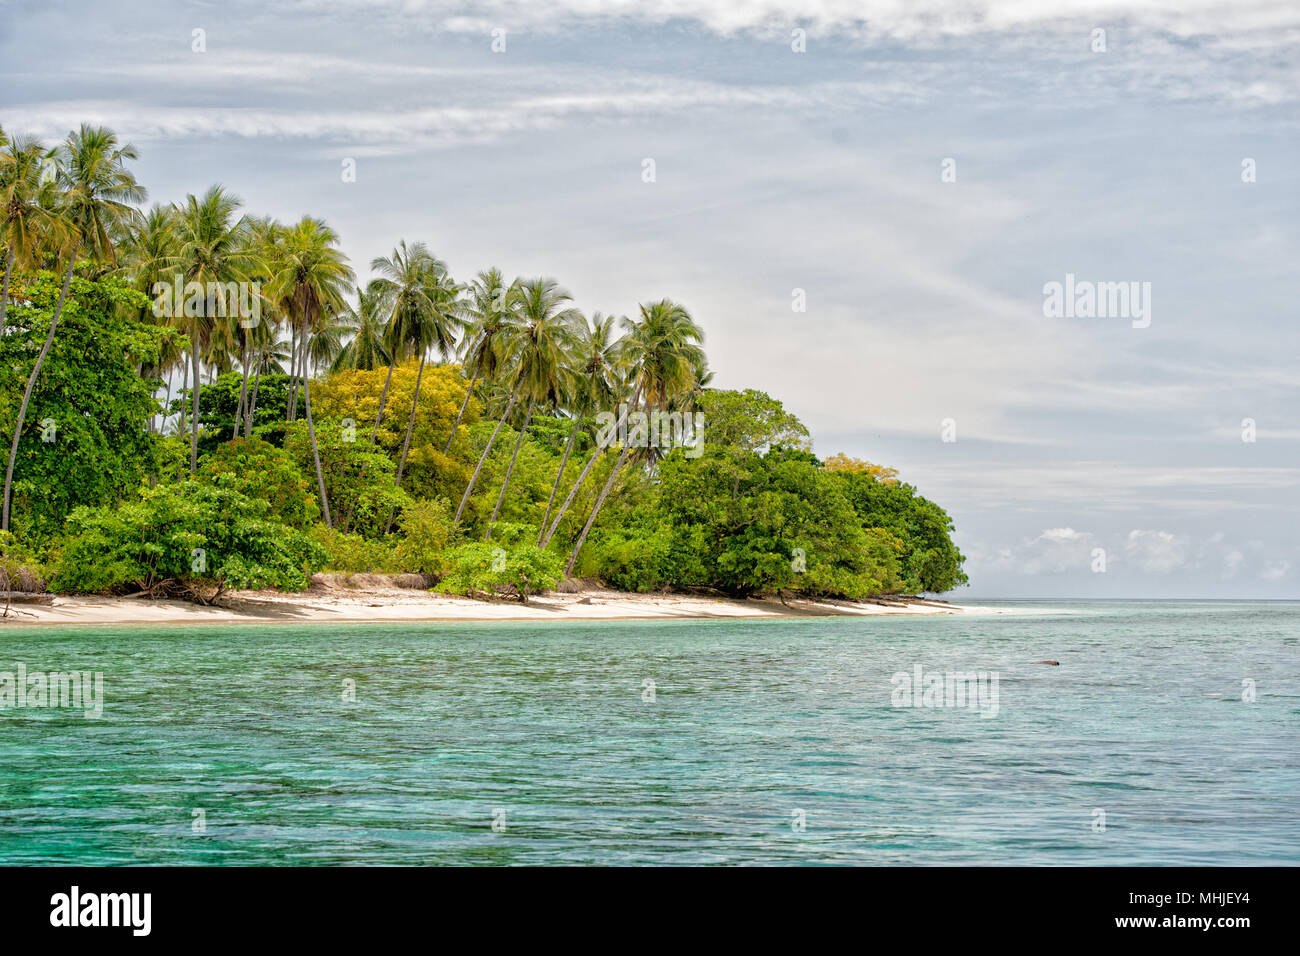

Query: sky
left=2, top=0, right=1297, bottom=598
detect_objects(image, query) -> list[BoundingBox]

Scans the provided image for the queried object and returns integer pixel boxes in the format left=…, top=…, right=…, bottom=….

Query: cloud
left=989, top=527, right=1100, bottom=575
left=1124, top=529, right=1189, bottom=573
left=1262, top=560, right=1292, bottom=581
left=291, top=1, right=1300, bottom=46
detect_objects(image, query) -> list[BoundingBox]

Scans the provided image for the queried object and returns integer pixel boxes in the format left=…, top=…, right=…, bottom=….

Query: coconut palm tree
left=538, top=312, right=622, bottom=544
left=3, top=124, right=145, bottom=532
left=263, top=216, right=354, bottom=526
left=244, top=324, right=290, bottom=437
left=367, top=241, right=439, bottom=446
left=333, top=283, right=390, bottom=372
left=548, top=300, right=706, bottom=574
left=443, top=267, right=513, bottom=454
left=0, top=133, right=61, bottom=335
left=455, top=277, right=580, bottom=528
left=168, top=185, right=259, bottom=472
left=484, top=280, right=583, bottom=533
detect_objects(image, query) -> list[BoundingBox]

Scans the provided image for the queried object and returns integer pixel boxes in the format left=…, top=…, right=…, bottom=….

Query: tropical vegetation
left=0, top=122, right=966, bottom=603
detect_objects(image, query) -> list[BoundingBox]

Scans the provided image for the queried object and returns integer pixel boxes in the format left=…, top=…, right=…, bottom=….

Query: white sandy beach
left=2, top=577, right=1016, bottom=627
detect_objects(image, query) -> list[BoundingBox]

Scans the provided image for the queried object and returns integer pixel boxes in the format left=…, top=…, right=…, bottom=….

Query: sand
left=0, top=579, right=1013, bottom=627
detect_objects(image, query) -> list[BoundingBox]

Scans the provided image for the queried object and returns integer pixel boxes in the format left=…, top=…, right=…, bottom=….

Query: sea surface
left=1, top=600, right=1297, bottom=865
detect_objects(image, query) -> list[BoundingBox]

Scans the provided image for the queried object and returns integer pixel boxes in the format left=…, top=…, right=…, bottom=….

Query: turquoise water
left=1, top=600, right=1297, bottom=865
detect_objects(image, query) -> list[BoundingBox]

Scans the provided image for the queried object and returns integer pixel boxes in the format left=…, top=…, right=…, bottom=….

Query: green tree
left=561, top=299, right=706, bottom=573
left=3, top=124, right=146, bottom=532
left=167, top=185, right=259, bottom=472
left=0, top=272, right=167, bottom=540
left=455, top=277, right=579, bottom=528
left=444, top=268, right=513, bottom=454
left=538, top=311, right=620, bottom=543
left=263, top=217, right=355, bottom=526
left=0, top=132, right=61, bottom=335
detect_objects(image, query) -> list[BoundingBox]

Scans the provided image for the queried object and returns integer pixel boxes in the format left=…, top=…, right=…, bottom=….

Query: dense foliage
left=0, top=122, right=967, bottom=602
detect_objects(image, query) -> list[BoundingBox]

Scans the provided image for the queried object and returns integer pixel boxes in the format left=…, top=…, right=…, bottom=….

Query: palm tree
left=553, top=300, right=705, bottom=574
left=0, top=133, right=60, bottom=335
left=367, top=241, right=438, bottom=446
left=305, top=309, right=351, bottom=373
left=333, top=283, right=390, bottom=372
left=169, top=185, right=259, bottom=472
left=443, top=268, right=513, bottom=454
left=538, top=312, right=621, bottom=543
left=244, top=324, right=290, bottom=437
left=263, top=216, right=354, bottom=526
left=455, top=277, right=580, bottom=528
left=3, top=124, right=145, bottom=532
left=371, top=243, right=460, bottom=499
left=120, top=208, right=185, bottom=434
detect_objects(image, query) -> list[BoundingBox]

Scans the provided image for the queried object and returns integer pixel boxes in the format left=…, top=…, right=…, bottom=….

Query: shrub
left=434, top=542, right=563, bottom=602
left=282, top=418, right=413, bottom=537
left=392, top=498, right=455, bottom=575
left=307, top=526, right=397, bottom=574
left=198, top=437, right=320, bottom=528
left=52, top=479, right=326, bottom=600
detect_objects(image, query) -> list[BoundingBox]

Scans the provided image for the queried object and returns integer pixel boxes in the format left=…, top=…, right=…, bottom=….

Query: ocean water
left=0, top=600, right=1296, bottom=865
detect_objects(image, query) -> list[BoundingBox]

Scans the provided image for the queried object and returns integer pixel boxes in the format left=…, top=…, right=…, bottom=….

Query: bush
left=0, top=532, right=49, bottom=593
left=434, top=542, right=563, bottom=602
left=307, top=526, right=397, bottom=574
left=576, top=525, right=673, bottom=592
left=198, top=437, right=320, bottom=528
left=52, top=479, right=326, bottom=599
left=392, top=498, right=455, bottom=575
left=282, top=418, right=413, bottom=538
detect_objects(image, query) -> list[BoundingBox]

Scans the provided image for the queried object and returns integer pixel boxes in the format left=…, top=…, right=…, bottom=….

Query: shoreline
left=0, top=580, right=1018, bottom=627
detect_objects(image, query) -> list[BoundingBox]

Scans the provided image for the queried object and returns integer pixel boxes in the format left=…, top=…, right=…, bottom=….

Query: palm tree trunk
left=244, top=360, right=261, bottom=438
left=454, top=378, right=523, bottom=526
left=540, top=386, right=642, bottom=548
left=189, top=319, right=200, bottom=473
left=177, top=357, right=188, bottom=437
left=565, top=442, right=631, bottom=575
left=287, top=322, right=300, bottom=421
left=302, top=326, right=331, bottom=527
left=0, top=245, right=14, bottom=337
left=2, top=254, right=74, bottom=532
left=539, top=414, right=582, bottom=544
left=393, top=354, right=427, bottom=491
left=442, top=357, right=481, bottom=454
left=380, top=354, right=431, bottom=535
left=234, top=340, right=251, bottom=439
left=370, top=361, right=396, bottom=443
left=487, top=398, right=534, bottom=533
left=160, top=371, right=172, bottom=436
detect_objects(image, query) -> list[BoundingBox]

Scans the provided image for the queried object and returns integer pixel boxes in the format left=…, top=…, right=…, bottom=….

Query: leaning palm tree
left=443, top=267, right=513, bottom=454
left=484, top=280, right=583, bottom=532
left=455, top=277, right=580, bottom=528
left=562, top=300, right=705, bottom=572
left=0, top=133, right=61, bottom=335
left=3, top=124, right=145, bottom=532
left=538, top=312, right=622, bottom=543
left=262, top=216, right=354, bottom=526
left=168, top=185, right=259, bottom=472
